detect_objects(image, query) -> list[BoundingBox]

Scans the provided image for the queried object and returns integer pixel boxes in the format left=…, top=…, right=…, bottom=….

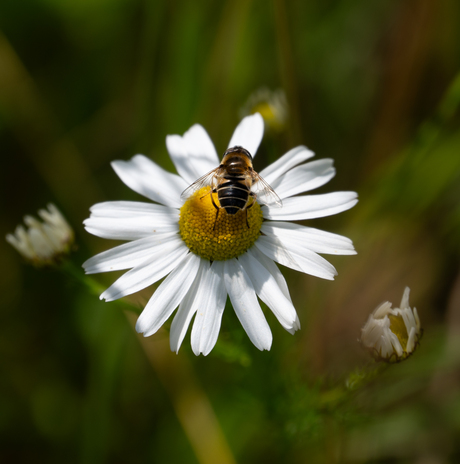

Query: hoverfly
left=181, top=146, right=282, bottom=229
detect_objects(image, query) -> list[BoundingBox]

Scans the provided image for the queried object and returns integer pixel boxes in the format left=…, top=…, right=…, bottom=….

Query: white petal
left=136, top=253, right=201, bottom=336
left=100, top=242, right=189, bottom=301
left=166, top=124, right=219, bottom=185
left=85, top=201, right=179, bottom=240
left=399, top=307, right=418, bottom=337
left=270, top=159, right=336, bottom=199
left=361, top=315, right=385, bottom=346
left=262, top=192, right=358, bottom=220
left=84, top=213, right=179, bottom=240
left=374, top=301, right=392, bottom=319
left=169, top=259, right=208, bottom=353
left=29, top=228, right=55, bottom=258
left=42, top=224, right=62, bottom=250
left=247, top=246, right=292, bottom=303
left=292, top=315, right=301, bottom=332
left=261, top=222, right=356, bottom=255
left=83, top=233, right=181, bottom=274
left=388, top=330, right=404, bottom=357
left=259, top=146, right=315, bottom=185
left=89, top=201, right=178, bottom=218
left=406, top=327, right=416, bottom=352
left=379, top=330, right=395, bottom=358
left=111, top=155, right=187, bottom=207
left=413, top=307, right=421, bottom=330
left=224, top=259, right=272, bottom=351
left=239, top=251, right=298, bottom=331
left=400, top=286, right=411, bottom=309
left=6, top=231, right=28, bottom=258
left=255, top=235, right=303, bottom=273
left=191, top=260, right=227, bottom=356
left=38, top=204, right=66, bottom=227
left=228, top=113, right=264, bottom=157
left=255, top=235, right=337, bottom=280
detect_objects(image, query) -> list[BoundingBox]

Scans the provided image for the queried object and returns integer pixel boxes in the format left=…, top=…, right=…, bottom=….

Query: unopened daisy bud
left=6, top=203, right=74, bottom=267
left=361, top=287, right=422, bottom=362
left=240, top=88, right=288, bottom=132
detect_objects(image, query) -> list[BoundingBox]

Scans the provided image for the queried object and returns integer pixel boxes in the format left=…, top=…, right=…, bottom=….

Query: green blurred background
left=1, top=0, right=460, bottom=462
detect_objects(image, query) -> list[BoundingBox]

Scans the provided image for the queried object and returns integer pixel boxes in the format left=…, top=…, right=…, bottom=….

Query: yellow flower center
left=179, top=186, right=263, bottom=261
left=253, top=103, right=276, bottom=122
left=388, top=314, right=409, bottom=351
left=252, top=103, right=283, bottom=132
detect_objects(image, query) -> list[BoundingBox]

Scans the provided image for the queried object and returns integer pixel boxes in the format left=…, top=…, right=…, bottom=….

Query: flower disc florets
left=179, top=187, right=263, bottom=261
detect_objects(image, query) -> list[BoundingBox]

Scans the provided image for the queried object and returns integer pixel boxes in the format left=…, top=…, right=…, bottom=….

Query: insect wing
left=251, top=174, right=283, bottom=207
left=180, top=168, right=219, bottom=202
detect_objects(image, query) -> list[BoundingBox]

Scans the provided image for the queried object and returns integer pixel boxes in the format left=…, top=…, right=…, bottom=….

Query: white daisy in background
left=240, top=88, right=288, bottom=132
left=83, top=113, right=357, bottom=355
left=361, top=287, right=422, bottom=362
left=6, top=203, right=74, bottom=267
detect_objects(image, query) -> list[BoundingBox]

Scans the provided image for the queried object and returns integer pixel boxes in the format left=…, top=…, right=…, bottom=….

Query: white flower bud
left=240, top=88, right=288, bottom=132
left=6, top=204, right=74, bottom=267
left=361, top=287, right=422, bottom=362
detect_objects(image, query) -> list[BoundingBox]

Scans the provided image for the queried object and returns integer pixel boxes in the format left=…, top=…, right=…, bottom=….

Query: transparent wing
left=251, top=174, right=283, bottom=207
left=180, top=167, right=220, bottom=202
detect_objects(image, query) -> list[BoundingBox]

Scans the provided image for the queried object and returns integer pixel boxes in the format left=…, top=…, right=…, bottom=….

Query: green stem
left=319, top=362, right=390, bottom=410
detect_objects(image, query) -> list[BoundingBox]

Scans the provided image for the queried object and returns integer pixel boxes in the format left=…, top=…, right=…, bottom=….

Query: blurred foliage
left=1, top=0, right=460, bottom=463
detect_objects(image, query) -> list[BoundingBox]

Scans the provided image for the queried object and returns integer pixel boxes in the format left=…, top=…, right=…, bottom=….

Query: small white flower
left=6, top=203, right=74, bottom=266
left=240, top=88, right=288, bottom=132
left=361, top=287, right=422, bottom=362
left=83, top=113, right=358, bottom=355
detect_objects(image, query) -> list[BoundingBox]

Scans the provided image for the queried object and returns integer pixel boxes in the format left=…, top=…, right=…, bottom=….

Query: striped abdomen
left=217, top=178, right=250, bottom=215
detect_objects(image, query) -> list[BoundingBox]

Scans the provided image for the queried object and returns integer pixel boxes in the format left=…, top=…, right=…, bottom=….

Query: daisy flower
left=83, top=113, right=357, bottom=355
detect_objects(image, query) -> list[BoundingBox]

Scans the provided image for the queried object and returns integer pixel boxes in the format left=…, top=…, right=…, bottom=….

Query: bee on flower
left=83, top=113, right=358, bottom=355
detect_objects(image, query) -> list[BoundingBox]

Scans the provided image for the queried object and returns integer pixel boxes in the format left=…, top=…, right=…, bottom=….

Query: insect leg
left=210, top=192, right=220, bottom=231
left=244, top=209, right=250, bottom=228
left=244, top=194, right=256, bottom=228
left=200, top=188, right=217, bottom=201
left=200, top=180, right=218, bottom=200
left=210, top=191, right=219, bottom=211
left=213, top=209, right=220, bottom=231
